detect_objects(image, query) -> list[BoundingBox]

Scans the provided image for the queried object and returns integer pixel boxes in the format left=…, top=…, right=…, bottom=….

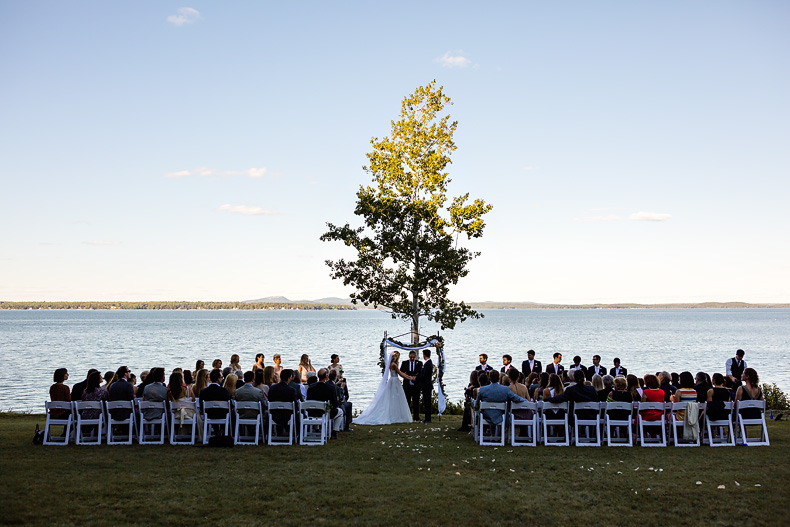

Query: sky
left=1, top=1, right=788, bottom=304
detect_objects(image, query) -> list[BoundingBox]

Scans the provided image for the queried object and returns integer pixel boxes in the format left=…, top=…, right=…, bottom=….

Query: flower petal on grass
left=696, top=481, right=702, bottom=485
left=718, top=485, right=726, bottom=489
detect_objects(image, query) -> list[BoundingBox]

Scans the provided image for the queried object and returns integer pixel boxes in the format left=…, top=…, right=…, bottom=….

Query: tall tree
left=321, top=81, right=492, bottom=343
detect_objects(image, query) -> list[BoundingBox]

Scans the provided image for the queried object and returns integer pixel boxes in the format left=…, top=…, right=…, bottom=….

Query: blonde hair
left=223, top=374, right=237, bottom=398
left=193, top=369, right=209, bottom=398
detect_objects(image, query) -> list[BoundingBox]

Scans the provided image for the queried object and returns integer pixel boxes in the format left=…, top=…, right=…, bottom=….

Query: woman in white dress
left=353, top=351, right=414, bottom=426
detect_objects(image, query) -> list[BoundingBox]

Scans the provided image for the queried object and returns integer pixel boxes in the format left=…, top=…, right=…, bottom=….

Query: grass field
left=1, top=413, right=787, bottom=526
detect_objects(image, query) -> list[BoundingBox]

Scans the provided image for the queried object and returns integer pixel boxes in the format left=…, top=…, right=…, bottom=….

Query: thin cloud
left=84, top=241, right=121, bottom=246
left=164, top=167, right=266, bottom=179
left=630, top=211, right=671, bottom=222
left=576, top=215, right=622, bottom=222
left=436, top=51, right=471, bottom=68
left=523, top=166, right=539, bottom=171
left=167, top=7, right=201, bottom=26
left=217, top=204, right=277, bottom=216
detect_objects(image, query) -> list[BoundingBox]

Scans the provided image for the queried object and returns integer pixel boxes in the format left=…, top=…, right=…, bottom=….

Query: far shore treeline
left=1, top=301, right=788, bottom=310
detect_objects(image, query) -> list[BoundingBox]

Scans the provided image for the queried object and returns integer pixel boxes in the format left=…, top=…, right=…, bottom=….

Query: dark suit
left=568, top=364, right=587, bottom=378
left=199, top=384, right=231, bottom=418
left=268, top=381, right=298, bottom=426
left=546, top=383, right=599, bottom=420
left=401, top=359, right=422, bottom=420
left=288, top=381, right=305, bottom=402
left=546, top=363, right=564, bottom=376
left=416, top=359, right=434, bottom=422
left=306, top=381, right=339, bottom=418
left=71, top=379, right=88, bottom=402
left=586, top=364, right=607, bottom=380
left=327, top=379, right=352, bottom=430
left=521, top=359, right=542, bottom=375
left=609, top=366, right=627, bottom=377
left=475, top=364, right=493, bottom=372
left=108, top=378, right=135, bottom=419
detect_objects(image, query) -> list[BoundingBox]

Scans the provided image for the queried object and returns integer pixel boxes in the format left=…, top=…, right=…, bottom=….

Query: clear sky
left=1, top=1, right=788, bottom=304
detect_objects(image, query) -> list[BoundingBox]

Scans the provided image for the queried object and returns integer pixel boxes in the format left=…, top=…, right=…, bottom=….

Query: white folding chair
left=75, top=401, right=104, bottom=445
left=299, top=401, right=329, bottom=446
left=670, top=402, right=701, bottom=447
left=267, top=402, right=295, bottom=445
left=478, top=402, right=507, bottom=446
left=201, top=401, right=231, bottom=444
left=736, top=400, right=770, bottom=446
left=169, top=400, right=198, bottom=445
left=510, top=401, right=538, bottom=447
left=138, top=401, right=168, bottom=445
left=541, top=402, right=569, bottom=446
left=705, top=401, right=735, bottom=447
left=234, top=401, right=263, bottom=446
left=573, top=402, right=602, bottom=446
left=637, top=402, right=666, bottom=447
left=605, top=402, right=634, bottom=447
left=43, top=401, right=74, bottom=446
left=106, top=400, right=136, bottom=445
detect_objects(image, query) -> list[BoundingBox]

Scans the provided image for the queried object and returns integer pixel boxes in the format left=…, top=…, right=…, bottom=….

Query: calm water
left=1, top=309, right=788, bottom=413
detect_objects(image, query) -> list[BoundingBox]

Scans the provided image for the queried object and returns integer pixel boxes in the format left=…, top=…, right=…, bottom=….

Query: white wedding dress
left=353, top=354, right=413, bottom=426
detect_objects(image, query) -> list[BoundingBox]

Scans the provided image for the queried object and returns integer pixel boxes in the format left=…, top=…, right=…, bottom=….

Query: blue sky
left=1, top=1, right=788, bottom=303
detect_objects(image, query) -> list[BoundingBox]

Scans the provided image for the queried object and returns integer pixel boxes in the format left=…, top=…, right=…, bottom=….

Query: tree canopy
left=321, top=81, right=492, bottom=342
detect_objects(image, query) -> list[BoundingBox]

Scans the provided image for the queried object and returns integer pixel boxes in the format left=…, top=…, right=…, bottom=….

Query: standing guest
left=108, top=365, right=135, bottom=420
left=546, top=353, right=564, bottom=375
left=268, top=369, right=299, bottom=428
left=223, top=374, right=238, bottom=399
left=610, top=358, right=627, bottom=377
left=192, top=369, right=209, bottom=401
left=328, top=354, right=344, bottom=379
left=535, top=372, right=550, bottom=401
left=706, top=373, right=732, bottom=422
left=568, top=356, right=587, bottom=377
left=252, top=353, right=265, bottom=371
left=195, top=360, right=205, bottom=373
left=71, top=368, right=99, bottom=402
left=459, top=370, right=480, bottom=432
left=726, top=349, right=747, bottom=386
left=521, top=349, right=542, bottom=376
left=298, top=354, right=316, bottom=383
left=475, top=354, right=493, bottom=372
left=272, top=354, right=284, bottom=376
left=235, top=371, right=265, bottom=418
left=252, top=369, right=270, bottom=403
left=501, top=354, right=513, bottom=373
left=694, top=372, right=710, bottom=403
left=735, top=368, right=764, bottom=420
left=199, top=369, right=231, bottom=434
left=212, top=359, right=223, bottom=371
left=262, top=365, right=277, bottom=387
left=640, top=374, right=665, bottom=422
left=659, top=371, right=677, bottom=402
left=49, top=368, right=71, bottom=419
left=80, top=371, right=108, bottom=420
left=230, top=354, right=242, bottom=373
left=142, top=368, right=167, bottom=421
left=586, top=355, right=607, bottom=380
left=672, top=371, right=698, bottom=421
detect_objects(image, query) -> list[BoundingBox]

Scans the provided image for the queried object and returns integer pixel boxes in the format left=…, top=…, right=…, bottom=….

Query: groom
left=401, top=351, right=422, bottom=421
left=416, top=349, right=435, bottom=423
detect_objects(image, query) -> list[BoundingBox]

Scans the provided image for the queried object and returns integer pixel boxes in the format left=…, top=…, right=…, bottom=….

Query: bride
left=353, top=350, right=414, bottom=426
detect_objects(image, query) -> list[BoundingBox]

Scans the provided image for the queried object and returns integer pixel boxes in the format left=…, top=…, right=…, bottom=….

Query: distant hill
left=244, top=296, right=353, bottom=305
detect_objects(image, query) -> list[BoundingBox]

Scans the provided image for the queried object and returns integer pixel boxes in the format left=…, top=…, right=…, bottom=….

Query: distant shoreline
left=1, top=301, right=788, bottom=310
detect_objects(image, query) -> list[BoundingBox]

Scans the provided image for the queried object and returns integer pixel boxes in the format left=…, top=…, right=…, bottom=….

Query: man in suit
left=401, top=351, right=422, bottom=421
left=521, top=349, right=542, bottom=376
left=71, top=368, right=99, bottom=402
left=546, top=352, right=564, bottom=376
left=475, top=353, right=493, bottom=372
left=545, top=369, right=599, bottom=422
left=235, top=370, right=264, bottom=418
left=288, top=374, right=305, bottom=402
left=108, top=365, right=134, bottom=420
left=500, top=354, right=514, bottom=373
left=328, top=369, right=352, bottom=431
left=475, top=370, right=526, bottom=426
left=586, top=354, right=607, bottom=380
left=307, top=368, right=343, bottom=439
left=417, top=350, right=435, bottom=423
left=142, top=367, right=168, bottom=420
left=610, top=357, right=627, bottom=378
left=199, top=368, right=231, bottom=433
left=268, top=369, right=299, bottom=429
left=568, top=356, right=587, bottom=378
left=658, top=371, right=677, bottom=402
left=725, top=349, right=746, bottom=386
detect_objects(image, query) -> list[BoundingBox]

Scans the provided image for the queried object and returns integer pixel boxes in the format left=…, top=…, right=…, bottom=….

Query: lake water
left=1, top=309, right=788, bottom=413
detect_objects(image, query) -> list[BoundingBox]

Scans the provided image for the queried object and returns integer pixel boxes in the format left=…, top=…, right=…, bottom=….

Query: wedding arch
left=379, top=332, right=447, bottom=416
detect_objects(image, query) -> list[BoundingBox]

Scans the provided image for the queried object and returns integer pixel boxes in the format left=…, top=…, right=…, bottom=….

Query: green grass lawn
left=1, top=413, right=787, bottom=526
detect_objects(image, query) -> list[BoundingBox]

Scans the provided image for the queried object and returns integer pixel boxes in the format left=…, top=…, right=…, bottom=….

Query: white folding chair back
left=106, top=400, right=136, bottom=445
left=44, top=401, right=74, bottom=445
left=705, top=401, right=735, bottom=447
left=477, top=402, right=507, bottom=446
left=605, top=402, right=633, bottom=447
left=75, top=401, right=104, bottom=445
left=267, top=402, right=295, bottom=445
left=637, top=402, right=666, bottom=447
left=299, top=401, right=329, bottom=446
left=138, top=400, right=168, bottom=445
left=670, top=402, right=701, bottom=447
left=541, top=402, right=569, bottom=446
left=201, top=401, right=231, bottom=444
left=169, top=400, right=198, bottom=445
left=510, top=401, right=538, bottom=447
left=234, top=401, right=263, bottom=446
left=573, top=402, right=602, bottom=446
left=736, top=400, right=770, bottom=446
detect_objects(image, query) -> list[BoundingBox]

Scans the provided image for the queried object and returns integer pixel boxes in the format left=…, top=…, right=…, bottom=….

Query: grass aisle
left=1, top=414, right=787, bottom=526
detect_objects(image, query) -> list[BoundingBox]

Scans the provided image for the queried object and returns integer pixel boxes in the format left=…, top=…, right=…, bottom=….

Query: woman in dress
left=252, top=353, right=265, bottom=371
left=672, top=371, right=698, bottom=421
left=640, top=374, right=665, bottom=422
left=49, top=368, right=71, bottom=420
left=328, top=354, right=343, bottom=379
left=262, top=365, right=277, bottom=386
left=352, top=351, right=414, bottom=426
left=626, top=374, right=642, bottom=402
left=735, top=368, right=764, bottom=420
left=706, top=373, right=732, bottom=422
left=168, top=371, right=194, bottom=434
left=81, top=370, right=108, bottom=420
left=192, top=369, right=209, bottom=400
left=272, top=354, right=283, bottom=376
left=252, top=368, right=270, bottom=403
left=298, top=354, right=315, bottom=384
left=223, top=374, right=238, bottom=399
left=230, top=354, right=242, bottom=373
left=195, top=360, right=205, bottom=373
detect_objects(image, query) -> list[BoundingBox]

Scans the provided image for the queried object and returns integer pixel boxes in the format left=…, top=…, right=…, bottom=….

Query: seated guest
left=199, top=368, right=231, bottom=420
left=192, top=369, right=209, bottom=401
left=626, top=374, right=642, bottom=402
left=640, top=374, right=665, bottom=421
left=252, top=369, right=270, bottom=402
left=591, top=374, right=605, bottom=399
left=167, top=371, right=190, bottom=402
left=525, top=372, right=540, bottom=400
left=268, top=369, right=299, bottom=427
left=80, top=371, right=108, bottom=420
left=546, top=369, right=598, bottom=421
left=475, top=370, right=526, bottom=425
left=262, top=365, right=277, bottom=387
left=610, top=358, right=627, bottom=377
left=543, top=373, right=564, bottom=401
left=659, top=371, right=677, bottom=402
left=600, top=375, right=615, bottom=402
left=49, top=368, right=71, bottom=419
left=507, top=367, right=533, bottom=422
left=327, top=369, right=351, bottom=431
left=235, top=371, right=265, bottom=418
left=223, top=374, right=238, bottom=399
left=671, top=372, right=681, bottom=389
left=71, top=368, right=99, bottom=402
left=142, top=368, right=167, bottom=420
left=735, top=368, right=764, bottom=420
left=459, top=370, right=480, bottom=432
left=307, top=368, right=344, bottom=439
left=694, top=372, right=710, bottom=403
left=288, top=371, right=306, bottom=402
left=706, top=373, right=732, bottom=422
left=108, top=365, right=135, bottom=420
left=222, top=366, right=233, bottom=380
left=103, top=371, right=115, bottom=390
left=672, top=371, right=698, bottom=420
left=607, top=376, right=633, bottom=421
